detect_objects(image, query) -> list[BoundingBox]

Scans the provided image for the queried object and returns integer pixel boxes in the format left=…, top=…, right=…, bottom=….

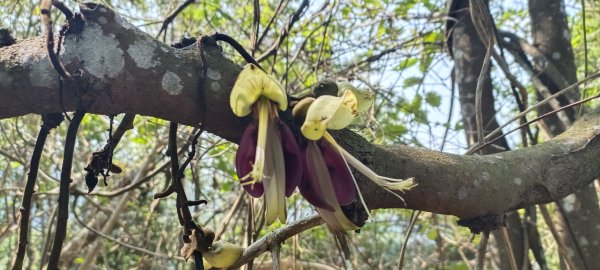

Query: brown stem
left=153, top=122, right=180, bottom=199
left=156, top=0, right=196, bottom=40
left=40, top=0, right=70, bottom=79
left=47, top=109, right=85, bottom=269
left=12, top=113, right=63, bottom=270
left=475, top=230, right=490, bottom=270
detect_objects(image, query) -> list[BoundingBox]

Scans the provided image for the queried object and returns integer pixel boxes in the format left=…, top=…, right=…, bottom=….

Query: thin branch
left=250, top=0, right=260, bottom=56
left=72, top=195, right=185, bottom=261
left=465, top=71, right=600, bottom=154
left=555, top=202, right=589, bottom=270
left=314, top=1, right=336, bottom=80
left=39, top=206, right=58, bottom=268
left=211, top=33, right=263, bottom=71
left=255, top=0, right=286, bottom=49
left=176, top=127, right=204, bottom=242
left=397, top=210, right=421, bottom=270
left=498, top=30, right=569, bottom=90
left=51, top=1, right=73, bottom=20
left=47, top=109, right=85, bottom=269
left=40, top=0, right=70, bottom=79
left=271, top=241, right=281, bottom=270
left=12, top=113, right=63, bottom=270
left=475, top=230, right=490, bottom=270
left=473, top=42, right=493, bottom=151
left=156, top=0, right=196, bottom=41
left=440, top=68, right=456, bottom=152
left=538, top=204, right=576, bottom=270
left=500, top=227, right=518, bottom=270
left=255, top=0, right=309, bottom=62
left=227, top=215, right=323, bottom=269
left=214, top=191, right=245, bottom=241
left=153, top=122, right=180, bottom=199
left=468, top=92, right=600, bottom=154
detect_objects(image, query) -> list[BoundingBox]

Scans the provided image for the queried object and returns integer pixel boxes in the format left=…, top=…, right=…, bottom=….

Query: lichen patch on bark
left=128, top=39, right=159, bottom=69
left=207, top=68, right=221, bottom=80
left=62, top=22, right=124, bottom=80
left=162, top=71, right=183, bottom=95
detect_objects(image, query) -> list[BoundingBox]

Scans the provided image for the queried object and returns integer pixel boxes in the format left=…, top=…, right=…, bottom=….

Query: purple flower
left=300, top=139, right=359, bottom=231
left=234, top=99, right=302, bottom=225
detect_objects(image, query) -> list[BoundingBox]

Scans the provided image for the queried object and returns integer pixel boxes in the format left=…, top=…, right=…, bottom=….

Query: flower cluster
left=230, top=64, right=416, bottom=230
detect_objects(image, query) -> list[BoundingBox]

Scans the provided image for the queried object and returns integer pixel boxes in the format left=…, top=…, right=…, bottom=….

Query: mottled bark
left=529, top=0, right=600, bottom=268
left=448, top=0, right=526, bottom=268
left=0, top=4, right=599, bottom=222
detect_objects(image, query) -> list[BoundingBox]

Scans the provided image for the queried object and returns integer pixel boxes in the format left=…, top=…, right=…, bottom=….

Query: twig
left=271, top=242, right=281, bottom=270
left=538, top=204, right=576, bottom=270
left=397, top=210, right=421, bottom=270
left=39, top=206, right=58, bottom=268
left=474, top=42, right=493, bottom=151
left=47, top=109, right=85, bottom=269
left=176, top=127, right=204, bottom=242
left=500, top=227, right=518, bottom=270
left=107, top=113, right=136, bottom=150
left=440, top=68, right=456, bottom=152
left=214, top=191, right=245, bottom=241
left=465, top=71, right=600, bottom=154
left=71, top=195, right=185, bottom=261
left=255, top=0, right=286, bottom=49
left=40, top=0, right=70, bottom=79
left=555, top=202, right=589, bottom=270
left=475, top=230, right=490, bottom=270
left=212, top=33, right=264, bottom=71
left=227, top=215, right=323, bottom=269
left=250, top=0, right=260, bottom=55
left=524, top=207, right=547, bottom=270
left=314, top=1, right=336, bottom=80
left=578, top=0, right=589, bottom=118
left=94, top=139, right=196, bottom=197
left=51, top=1, right=73, bottom=20
left=468, top=92, right=600, bottom=154
left=255, top=0, right=309, bottom=62
left=156, top=0, right=196, bottom=41
left=12, top=114, right=63, bottom=270
left=153, top=122, right=180, bottom=199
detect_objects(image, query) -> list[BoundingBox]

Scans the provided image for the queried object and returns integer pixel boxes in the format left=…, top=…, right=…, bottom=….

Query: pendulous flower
left=301, top=138, right=359, bottom=231
left=230, top=64, right=302, bottom=225
left=296, top=82, right=416, bottom=231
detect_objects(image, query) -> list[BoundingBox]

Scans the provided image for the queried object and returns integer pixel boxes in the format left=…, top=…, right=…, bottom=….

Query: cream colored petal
left=229, top=64, right=287, bottom=117
left=337, top=82, right=374, bottom=114
left=323, top=132, right=417, bottom=203
left=301, top=90, right=358, bottom=140
left=203, top=241, right=244, bottom=268
left=262, top=115, right=287, bottom=225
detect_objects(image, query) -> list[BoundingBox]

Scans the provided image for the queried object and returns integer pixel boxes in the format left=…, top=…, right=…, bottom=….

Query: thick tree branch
left=0, top=4, right=599, bottom=220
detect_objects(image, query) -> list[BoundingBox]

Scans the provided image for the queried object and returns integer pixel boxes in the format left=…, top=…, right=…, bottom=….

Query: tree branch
left=1, top=4, right=599, bottom=221
left=227, top=215, right=323, bottom=269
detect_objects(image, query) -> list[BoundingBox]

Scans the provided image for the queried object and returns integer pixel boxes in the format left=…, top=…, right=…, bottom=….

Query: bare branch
left=227, top=215, right=323, bottom=269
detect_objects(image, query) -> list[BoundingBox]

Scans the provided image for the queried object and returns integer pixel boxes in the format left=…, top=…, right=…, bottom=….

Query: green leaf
left=396, top=58, right=418, bottom=71
left=425, top=92, right=441, bottom=107
left=420, top=52, right=433, bottom=72
left=403, top=77, right=422, bottom=88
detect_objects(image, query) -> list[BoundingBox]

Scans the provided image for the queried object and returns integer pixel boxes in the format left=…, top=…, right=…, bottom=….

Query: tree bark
left=448, top=0, right=526, bottom=268
left=529, top=0, right=600, bottom=268
left=0, top=3, right=599, bottom=222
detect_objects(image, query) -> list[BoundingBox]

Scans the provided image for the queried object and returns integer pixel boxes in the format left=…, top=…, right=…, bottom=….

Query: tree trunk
left=448, top=0, right=527, bottom=268
left=529, top=0, right=600, bottom=269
